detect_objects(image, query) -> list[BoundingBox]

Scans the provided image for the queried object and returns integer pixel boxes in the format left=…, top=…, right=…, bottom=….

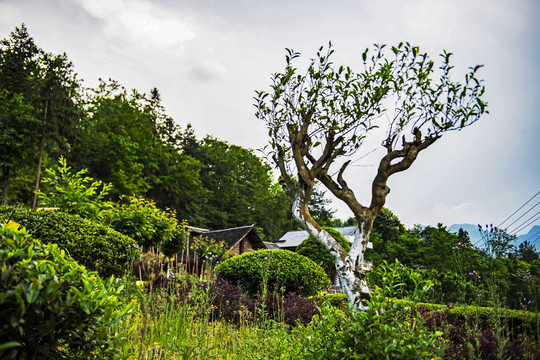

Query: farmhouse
left=188, top=225, right=266, bottom=255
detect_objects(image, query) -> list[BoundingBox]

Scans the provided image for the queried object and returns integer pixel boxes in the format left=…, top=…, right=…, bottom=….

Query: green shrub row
left=414, top=301, right=540, bottom=337
left=318, top=291, right=539, bottom=336
left=0, top=206, right=138, bottom=278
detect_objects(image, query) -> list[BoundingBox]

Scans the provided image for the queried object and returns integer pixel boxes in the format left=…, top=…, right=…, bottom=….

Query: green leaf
left=0, top=342, right=21, bottom=351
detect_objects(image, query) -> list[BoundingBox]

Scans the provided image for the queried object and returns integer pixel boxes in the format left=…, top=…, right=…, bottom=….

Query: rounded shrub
left=0, top=224, right=132, bottom=359
left=296, top=227, right=351, bottom=274
left=215, top=249, right=329, bottom=297
left=0, top=206, right=138, bottom=278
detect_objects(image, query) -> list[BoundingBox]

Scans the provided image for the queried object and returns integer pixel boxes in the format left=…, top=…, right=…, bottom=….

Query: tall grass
left=109, top=275, right=300, bottom=360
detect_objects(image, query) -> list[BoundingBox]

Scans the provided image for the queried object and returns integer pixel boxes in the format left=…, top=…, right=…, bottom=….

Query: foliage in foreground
left=296, top=291, right=443, bottom=359
left=215, top=249, right=329, bottom=297
left=0, top=206, right=138, bottom=277
left=109, top=286, right=303, bottom=360
left=0, top=224, right=132, bottom=359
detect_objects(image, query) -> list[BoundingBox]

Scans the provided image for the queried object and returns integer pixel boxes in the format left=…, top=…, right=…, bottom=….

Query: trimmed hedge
left=415, top=301, right=540, bottom=338
left=319, top=293, right=349, bottom=310
left=0, top=224, right=132, bottom=359
left=215, top=249, right=329, bottom=297
left=315, top=292, right=539, bottom=338
left=0, top=206, right=138, bottom=278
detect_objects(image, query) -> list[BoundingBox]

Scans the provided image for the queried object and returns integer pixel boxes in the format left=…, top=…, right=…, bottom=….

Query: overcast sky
left=1, top=0, right=539, bottom=233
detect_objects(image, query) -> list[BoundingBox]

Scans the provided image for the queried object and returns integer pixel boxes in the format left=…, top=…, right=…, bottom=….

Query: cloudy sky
left=1, top=0, right=539, bottom=233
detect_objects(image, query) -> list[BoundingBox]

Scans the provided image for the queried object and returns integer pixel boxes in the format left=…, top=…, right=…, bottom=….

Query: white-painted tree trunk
left=292, top=196, right=372, bottom=310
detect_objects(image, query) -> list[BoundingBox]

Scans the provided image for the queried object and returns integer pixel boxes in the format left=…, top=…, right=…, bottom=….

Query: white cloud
left=405, top=201, right=486, bottom=228
left=120, top=12, right=195, bottom=46
left=187, top=59, right=227, bottom=82
left=451, top=202, right=474, bottom=211
left=76, top=0, right=126, bottom=20
left=71, top=0, right=196, bottom=49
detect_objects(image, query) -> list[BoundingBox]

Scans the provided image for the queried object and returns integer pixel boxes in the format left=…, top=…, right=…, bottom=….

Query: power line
left=504, top=201, right=539, bottom=230
left=498, top=190, right=540, bottom=228
left=522, top=227, right=540, bottom=240
left=509, top=212, right=540, bottom=236
left=471, top=190, right=540, bottom=248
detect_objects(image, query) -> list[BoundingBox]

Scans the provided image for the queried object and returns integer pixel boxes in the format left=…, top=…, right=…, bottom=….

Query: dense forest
left=0, top=24, right=306, bottom=241
left=1, top=24, right=539, bottom=312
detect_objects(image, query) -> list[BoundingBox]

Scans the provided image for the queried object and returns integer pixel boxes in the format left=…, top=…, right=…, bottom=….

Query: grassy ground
left=109, top=287, right=301, bottom=360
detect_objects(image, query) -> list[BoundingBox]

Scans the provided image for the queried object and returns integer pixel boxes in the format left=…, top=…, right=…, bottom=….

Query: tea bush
left=215, top=249, right=329, bottom=297
left=295, top=288, right=444, bottom=359
left=319, top=292, right=348, bottom=310
left=368, top=259, right=433, bottom=302
left=0, top=225, right=132, bottom=359
left=0, top=206, right=137, bottom=277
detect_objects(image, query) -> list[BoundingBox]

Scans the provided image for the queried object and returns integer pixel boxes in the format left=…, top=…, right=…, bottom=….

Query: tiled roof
left=263, top=241, right=280, bottom=249
left=201, top=225, right=255, bottom=248
left=189, top=225, right=266, bottom=250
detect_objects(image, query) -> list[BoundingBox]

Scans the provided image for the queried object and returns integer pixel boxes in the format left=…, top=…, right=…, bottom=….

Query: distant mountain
left=448, top=224, right=483, bottom=244
left=517, top=225, right=540, bottom=248
left=448, top=224, right=540, bottom=250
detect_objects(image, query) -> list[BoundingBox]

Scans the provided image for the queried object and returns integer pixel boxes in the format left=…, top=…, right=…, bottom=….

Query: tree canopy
left=0, top=24, right=302, bottom=241
left=255, top=42, right=488, bottom=309
left=0, top=24, right=82, bottom=208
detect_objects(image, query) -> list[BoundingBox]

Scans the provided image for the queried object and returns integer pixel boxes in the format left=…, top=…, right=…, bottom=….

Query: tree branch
left=370, top=128, right=439, bottom=212
left=273, top=144, right=295, bottom=197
